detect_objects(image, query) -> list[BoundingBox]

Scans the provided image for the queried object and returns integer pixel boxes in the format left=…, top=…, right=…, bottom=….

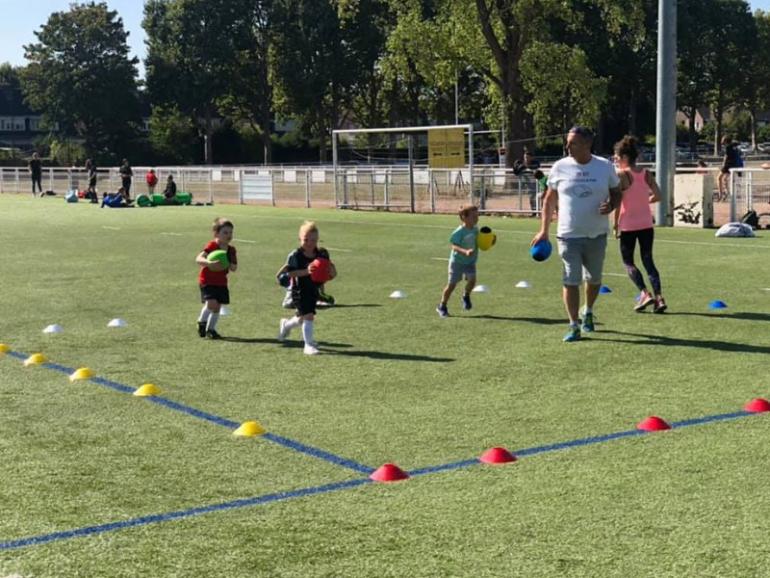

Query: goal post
left=332, top=124, right=474, bottom=213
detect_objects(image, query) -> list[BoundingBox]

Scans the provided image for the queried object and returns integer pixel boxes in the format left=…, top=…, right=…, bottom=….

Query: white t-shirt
left=548, top=155, right=620, bottom=239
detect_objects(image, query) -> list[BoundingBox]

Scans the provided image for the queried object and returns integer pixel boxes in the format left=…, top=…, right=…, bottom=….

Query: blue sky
left=1, top=0, right=770, bottom=78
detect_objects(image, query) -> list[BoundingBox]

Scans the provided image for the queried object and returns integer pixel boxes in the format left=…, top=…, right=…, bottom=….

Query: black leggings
left=619, top=228, right=661, bottom=295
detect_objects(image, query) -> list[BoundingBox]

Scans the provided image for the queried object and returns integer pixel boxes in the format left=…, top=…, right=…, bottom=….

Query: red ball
left=309, top=258, right=332, bottom=283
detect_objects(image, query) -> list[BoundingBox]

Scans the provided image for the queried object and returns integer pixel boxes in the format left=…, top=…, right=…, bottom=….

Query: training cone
left=599, top=285, right=612, bottom=294
left=479, top=447, right=518, bottom=465
left=709, top=300, right=728, bottom=310
left=23, top=353, right=46, bottom=367
left=43, top=324, right=63, bottom=334
left=0, top=344, right=9, bottom=354
left=637, top=416, right=671, bottom=431
left=233, top=421, right=266, bottom=437
left=69, top=367, right=94, bottom=382
left=369, top=463, right=410, bottom=483
left=515, top=281, right=531, bottom=289
left=472, top=285, right=489, bottom=294
left=134, top=383, right=161, bottom=397
left=108, top=318, right=127, bottom=328
left=389, top=290, right=407, bottom=299
left=744, top=398, right=770, bottom=413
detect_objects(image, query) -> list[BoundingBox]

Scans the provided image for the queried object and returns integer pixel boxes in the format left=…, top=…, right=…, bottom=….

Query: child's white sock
left=198, top=305, right=211, bottom=323
left=285, top=316, right=301, bottom=330
left=206, top=312, right=219, bottom=332
left=301, top=320, right=315, bottom=345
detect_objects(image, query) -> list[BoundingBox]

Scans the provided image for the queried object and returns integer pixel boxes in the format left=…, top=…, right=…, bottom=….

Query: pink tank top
left=618, top=168, right=654, bottom=232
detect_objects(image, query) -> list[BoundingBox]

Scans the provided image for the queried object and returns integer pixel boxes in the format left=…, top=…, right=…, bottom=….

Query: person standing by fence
left=28, top=152, right=42, bottom=196
left=119, top=158, right=133, bottom=202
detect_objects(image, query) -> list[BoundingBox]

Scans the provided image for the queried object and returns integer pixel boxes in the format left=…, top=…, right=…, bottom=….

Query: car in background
left=757, top=142, right=770, bottom=153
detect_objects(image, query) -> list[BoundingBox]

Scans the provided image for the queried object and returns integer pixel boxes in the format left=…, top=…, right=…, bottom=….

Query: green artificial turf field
left=2, top=195, right=770, bottom=577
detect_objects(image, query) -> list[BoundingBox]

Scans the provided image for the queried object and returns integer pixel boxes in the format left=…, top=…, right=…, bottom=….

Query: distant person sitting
left=163, top=175, right=177, bottom=201
left=146, top=168, right=158, bottom=194
left=28, top=152, right=43, bottom=196
left=101, top=186, right=132, bottom=208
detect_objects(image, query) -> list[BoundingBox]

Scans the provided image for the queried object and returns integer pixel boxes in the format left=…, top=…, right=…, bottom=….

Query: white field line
left=431, top=257, right=449, bottom=261
left=234, top=238, right=256, bottom=244
left=325, top=247, right=353, bottom=252
left=160, top=232, right=184, bottom=237
left=605, top=272, right=627, bottom=277
left=101, top=226, right=121, bottom=231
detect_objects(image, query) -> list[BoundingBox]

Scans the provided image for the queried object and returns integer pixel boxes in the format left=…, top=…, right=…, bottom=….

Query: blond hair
left=299, top=220, right=318, bottom=237
left=458, top=204, right=478, bottom=219
left=212, top=217, right=234, bottom=233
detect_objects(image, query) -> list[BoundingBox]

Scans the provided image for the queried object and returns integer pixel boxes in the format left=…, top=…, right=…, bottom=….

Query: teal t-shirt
left=449, top=225, right=479, bottom=265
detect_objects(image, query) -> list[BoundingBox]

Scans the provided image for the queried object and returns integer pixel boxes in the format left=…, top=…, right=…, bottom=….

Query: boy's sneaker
left=563, top=325, right=581, bottom=342
left=282, top=290, right=294, bottom=309
left=436, top=303, right=449, bottom=318
left=303, top=344, right=320, bottom=355
left=317, top=290, right=335, bottom=306
left=278, top=318, right=291, bottom=341
left=206, top=329, right=222, bottom=340
left=461, top=293, right=472, bottom=311
left=653, top=296, right=668, bottom=314
left=197, top=322, right=206, bottom=338
left=634, top=290, right=655, bottom=312
left=581, top=311, right=595, bottom=333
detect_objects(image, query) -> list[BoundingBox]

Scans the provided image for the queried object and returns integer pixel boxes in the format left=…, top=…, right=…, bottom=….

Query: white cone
left=43, top=324, right=63, bottom=334
left=107, top=318, right=127, bottom=328
left=515, top=281, right=531, bottom=288
left=472, top=285, right=489, bottom=293
left=389, top=290, right=407, bottom=299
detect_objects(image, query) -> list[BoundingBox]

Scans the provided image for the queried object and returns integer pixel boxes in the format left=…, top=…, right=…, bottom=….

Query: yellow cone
left=233, top=421, right=266, bottom=437
left=23, top=353, right=46, bottom=367
left=69, top=367, right=95, bottom=382
left=0, top=344, right=9, bottom=354
left=134, top=383, right=161, bottom=397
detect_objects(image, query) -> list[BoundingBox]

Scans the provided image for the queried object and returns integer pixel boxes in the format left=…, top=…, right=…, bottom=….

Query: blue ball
left=530, top=239, right=552, bottom=262
left=278, top=272, right=291, bottom=288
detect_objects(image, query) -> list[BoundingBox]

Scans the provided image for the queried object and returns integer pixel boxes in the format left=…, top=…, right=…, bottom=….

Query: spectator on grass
left=119, top=158, right=133, bottom=201
left=530, top=126, right=622, bottom=342
left=146, top=168, right=158, bottom=194
left=28, top=152, right=43, bottom=196
left=85, top=159, right=98, bottom=204
left=612, top=135, right=666, bottom=314
left=163, top=174, right=177, bottom=201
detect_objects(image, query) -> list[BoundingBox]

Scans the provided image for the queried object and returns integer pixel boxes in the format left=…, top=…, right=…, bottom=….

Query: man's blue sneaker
left=462, top=293, right=472, bottom=310
left=436, top=303, right=449, bottom=318
left=581, top=311, right=595, bottom=333
left=563, top=325, right=581, bottom=342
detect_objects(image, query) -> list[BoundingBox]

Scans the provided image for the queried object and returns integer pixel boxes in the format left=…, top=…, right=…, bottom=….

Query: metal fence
left=2, top=164, right=769, bottom=226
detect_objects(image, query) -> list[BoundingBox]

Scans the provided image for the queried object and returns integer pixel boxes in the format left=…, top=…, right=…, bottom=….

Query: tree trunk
left=204, top=108, right=214, bottom=165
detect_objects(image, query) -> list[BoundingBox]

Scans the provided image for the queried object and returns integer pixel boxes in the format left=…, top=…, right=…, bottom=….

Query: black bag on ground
left=741, top=210, right=759, bottom=229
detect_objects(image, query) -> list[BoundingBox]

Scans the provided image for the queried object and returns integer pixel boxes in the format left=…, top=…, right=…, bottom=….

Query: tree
left=148, top=104, right=199, bottom=163
left=144, top=0, right=263, bottom=164
left=741, top=10, right=770, bottom=149
left=520, top=42, right=607, bottom=143
left=21, top=2, right=141, bottom=162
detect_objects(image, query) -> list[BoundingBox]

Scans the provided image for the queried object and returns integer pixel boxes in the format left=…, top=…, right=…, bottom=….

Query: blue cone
left=599, top=285, right=612, bottom=294
left=709, top=300, right=728, bottom=309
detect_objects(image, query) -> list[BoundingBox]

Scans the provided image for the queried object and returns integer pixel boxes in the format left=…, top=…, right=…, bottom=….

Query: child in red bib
left=195, top=218, right=237, bottom=339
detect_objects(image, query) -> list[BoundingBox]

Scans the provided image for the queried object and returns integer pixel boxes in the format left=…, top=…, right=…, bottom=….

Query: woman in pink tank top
left=613, top=135, right=667, bottom=313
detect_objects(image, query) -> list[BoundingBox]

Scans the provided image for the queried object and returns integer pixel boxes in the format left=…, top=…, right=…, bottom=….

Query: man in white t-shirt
left=530, top=126, right=622, bottom=342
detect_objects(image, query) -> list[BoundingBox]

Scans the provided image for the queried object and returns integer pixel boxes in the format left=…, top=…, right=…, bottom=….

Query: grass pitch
left=2, top=196, right=770, bottom=577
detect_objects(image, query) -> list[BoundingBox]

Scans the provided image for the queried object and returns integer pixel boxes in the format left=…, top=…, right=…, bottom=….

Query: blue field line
left=4, top=349, right=372, bottom=474
left=0, top=478, right=371, bottom=552
left=263, top=433, right=375, bottom=474
left=670, top=410, right=749, bottom=429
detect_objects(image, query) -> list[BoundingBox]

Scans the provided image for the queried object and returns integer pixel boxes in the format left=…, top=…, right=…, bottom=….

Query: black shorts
left=200, top=285, right=230, bottom=304
left=292, top=289, right=318, bottom=316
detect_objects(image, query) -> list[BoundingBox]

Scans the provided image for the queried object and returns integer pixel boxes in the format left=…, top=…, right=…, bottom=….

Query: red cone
left=369, top=463, right=409, bottom=483
left=637, top=416, right=671, bottom=431
left=479, top=447, right=518, bottom=464
left=744, top=398, right=770, bottom=413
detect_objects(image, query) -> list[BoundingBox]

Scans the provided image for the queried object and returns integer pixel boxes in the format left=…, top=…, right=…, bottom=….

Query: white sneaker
left=278, top=318, right=291, bottom=341
left=303, top=344, right=319, bottom=355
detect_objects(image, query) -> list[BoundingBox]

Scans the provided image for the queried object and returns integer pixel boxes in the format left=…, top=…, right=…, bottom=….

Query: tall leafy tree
left=144, top=0, right=261, bottom=164
left=21, top=2, right=141, bottom=161
left=745, top=10, right=770, bottom=148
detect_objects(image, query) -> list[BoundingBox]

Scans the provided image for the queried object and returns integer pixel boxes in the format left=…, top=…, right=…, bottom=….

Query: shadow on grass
left=220, top=337, right=352, bottom=348
left=320, top=347, right=454, bottom=363
left=662, top=311, right=770, bottom=322
left=468, top=314, right=565, bottom=326
left=322, top=304, right=383, bottom=309
left=598, top=329, right=770, bottom=354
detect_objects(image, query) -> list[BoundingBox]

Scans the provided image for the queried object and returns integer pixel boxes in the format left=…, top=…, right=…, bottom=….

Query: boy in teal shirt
left=437, top=204, right=479, bottom=317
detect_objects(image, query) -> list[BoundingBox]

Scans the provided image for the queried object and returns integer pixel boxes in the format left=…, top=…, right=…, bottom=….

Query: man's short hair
left=569, top=126, right=594, bottom=140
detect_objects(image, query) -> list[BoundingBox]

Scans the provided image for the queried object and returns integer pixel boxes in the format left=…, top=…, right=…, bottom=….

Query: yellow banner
left=428, top=128, right=465, bottom=168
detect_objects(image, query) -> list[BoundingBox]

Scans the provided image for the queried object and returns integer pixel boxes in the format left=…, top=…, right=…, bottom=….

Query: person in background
left=119, top=158, right=133, bottom=201
left=163, top=174, right=177, bottom=201
left=85, top=159, right=98, bottom=204
left=146, top=168, right=158, bottom=194
left=28, top=152, right=43, bottom=196
left=513, top=148, right=542, bottom=216
left=718, top=136, right=740, bottom=202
